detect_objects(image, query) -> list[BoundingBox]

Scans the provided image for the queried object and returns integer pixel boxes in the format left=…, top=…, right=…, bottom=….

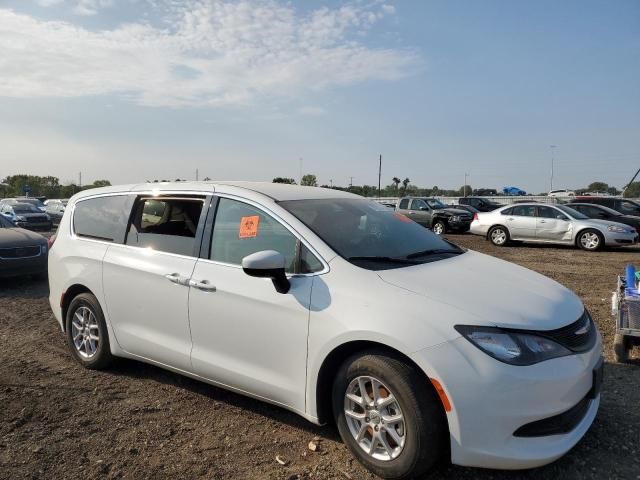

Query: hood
left=582, top=218, right=637, bottom=231
left=376, top=250, right=584, bottom=330
left=0, top=228, right=48, bottom=247
left=440, top=207, right=470, bottom=216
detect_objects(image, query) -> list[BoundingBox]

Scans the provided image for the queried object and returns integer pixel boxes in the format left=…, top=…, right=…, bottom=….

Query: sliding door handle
left=189, top=279, right=217, bottom=292
left=165, top=273, right=190, bottom=286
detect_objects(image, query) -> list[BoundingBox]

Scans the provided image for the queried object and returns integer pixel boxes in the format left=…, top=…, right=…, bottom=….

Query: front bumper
left=0, top=256, right=48, bottom=278
left=410, top=332, right=602, bottom=470
left=603, top=231, right=638, bottom=246
left=448, top=219, right=472, bottom=231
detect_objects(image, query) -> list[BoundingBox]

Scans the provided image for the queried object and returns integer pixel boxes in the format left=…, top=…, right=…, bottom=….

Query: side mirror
left=419, top=206, right=429, bottom=211
left=242, top=250, right=290, bottom=294
left=556, top=215, right=567, bottom=220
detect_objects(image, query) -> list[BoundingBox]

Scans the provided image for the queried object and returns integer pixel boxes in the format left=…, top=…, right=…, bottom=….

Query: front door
left=505, top=205, right=537, bottom=239
left=535, top=206, right=572, bottom=242
left=407, top=198, right=431, bottom=226
left=188, top=196, right=322, bottom=411
left=103, top=194, right=207, bottom=370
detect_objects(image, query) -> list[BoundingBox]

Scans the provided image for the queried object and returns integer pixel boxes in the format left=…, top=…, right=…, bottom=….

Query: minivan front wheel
left=65, top=293, right=113, bottom=369
left=332, top=351, right=446, bottom=479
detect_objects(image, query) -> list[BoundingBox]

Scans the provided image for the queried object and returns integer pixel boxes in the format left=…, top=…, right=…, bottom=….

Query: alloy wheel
left=432, top=223, right=444, bottom=235
left=491, top=228, right=507, bottom=245
left=344, top=376, right=406, bottom=461
left=580, top=232, right=600, bottom=250
left=70, top=306, right=99, bottom=358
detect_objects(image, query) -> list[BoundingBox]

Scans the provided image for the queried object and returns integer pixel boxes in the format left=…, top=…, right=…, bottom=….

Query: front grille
left=537, top=310, right=596, bottom=353
left=0, top=246, right=41, bottom=259
left=514, top=395, right=591, bottom=437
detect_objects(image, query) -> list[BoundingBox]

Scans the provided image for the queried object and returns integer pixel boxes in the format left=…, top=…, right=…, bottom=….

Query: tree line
left=274, top=176, right=640, bottom=198
left=0, top=175, right=111, bottom=199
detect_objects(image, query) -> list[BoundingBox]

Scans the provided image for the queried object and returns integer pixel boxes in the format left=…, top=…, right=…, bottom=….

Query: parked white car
left=548, top=189, right=576, bottom=198
left=470, top=203, right=638, bottom=251
left=49, top=182, right=603, bottom=479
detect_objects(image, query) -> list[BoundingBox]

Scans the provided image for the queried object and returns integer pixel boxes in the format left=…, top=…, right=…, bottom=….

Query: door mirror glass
left=556, top=214, right=568, bottom=221
left=242, top=250, right=290, bottom=294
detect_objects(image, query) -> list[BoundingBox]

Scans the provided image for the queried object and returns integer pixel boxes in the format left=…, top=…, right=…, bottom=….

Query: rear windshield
left=279, top=198, right=463, bottom=270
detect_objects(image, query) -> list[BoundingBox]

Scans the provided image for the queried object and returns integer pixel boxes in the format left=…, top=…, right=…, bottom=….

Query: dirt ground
left=1, top=234, right=639, bottom=480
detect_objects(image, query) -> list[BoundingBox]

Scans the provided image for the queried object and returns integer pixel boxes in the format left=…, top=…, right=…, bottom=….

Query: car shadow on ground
left=0, top=276, right=49, bottom=299
left=106, top=358, right=340, bottom=442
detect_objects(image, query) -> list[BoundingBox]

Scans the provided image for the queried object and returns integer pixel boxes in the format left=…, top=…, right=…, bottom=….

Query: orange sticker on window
left=239, top=215, right=260, bottom=238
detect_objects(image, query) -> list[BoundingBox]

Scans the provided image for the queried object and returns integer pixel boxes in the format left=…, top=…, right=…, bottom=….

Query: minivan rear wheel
left=332, top=351, right=447, bottom=479
left=65, top=293, right=113, bottom=370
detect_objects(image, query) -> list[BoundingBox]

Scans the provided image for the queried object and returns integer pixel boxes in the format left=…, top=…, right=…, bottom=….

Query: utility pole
left=622, top=166, right=640, bottom=195
left=349, top=176, right=354, bottom=188
left=549, top=145, right=557, bottom=191
left=329, top=179, right=333, bottom=188
left=463, top=173, right=469, bottom=197
left=378, top=154, right=382, bottom=198
left=196, top=168, right=199, bottom=181
left=79, top=171, right=82, bottom=188
left=299, top=158, right=303, bottom=185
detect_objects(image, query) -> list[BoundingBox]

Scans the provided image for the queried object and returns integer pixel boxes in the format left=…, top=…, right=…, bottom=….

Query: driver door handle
left=539, top=220, right=547, bottom=224
left=189, top=279, right=217, bottom=292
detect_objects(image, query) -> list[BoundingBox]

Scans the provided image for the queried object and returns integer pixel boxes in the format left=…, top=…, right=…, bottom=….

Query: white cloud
left=35, top=0, right=65, bottom=6
left=0, top=1, right=418, bottom=108
left=73, top=0, right=114, bottom=16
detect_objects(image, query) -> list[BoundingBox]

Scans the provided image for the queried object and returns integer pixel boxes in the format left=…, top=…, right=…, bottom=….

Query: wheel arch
left=314, top=340, right=449, bottom=428
left=573, top=227, right=604, bottom=247
left=60, top=284, right=94, bottom=331
left=486, top=224, right=509, bottom=240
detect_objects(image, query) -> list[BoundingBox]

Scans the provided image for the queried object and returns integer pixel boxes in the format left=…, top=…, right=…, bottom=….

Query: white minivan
left=49, top=182, right=603, bottom=479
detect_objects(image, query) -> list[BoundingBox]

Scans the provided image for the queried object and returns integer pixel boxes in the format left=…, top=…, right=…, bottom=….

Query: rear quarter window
left=73, top=195, right=130, bottom=243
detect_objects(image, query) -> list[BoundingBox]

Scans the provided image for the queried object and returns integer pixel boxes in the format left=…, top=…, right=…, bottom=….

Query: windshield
left=426, top=198, right=446, bottom=209
left=555, top=205, right=588, bottom=219
left=18, top=199, right=43, bottom=207
left=279, top=198, right=463, bottom=270
left=13, top=205, right=39, bottom=214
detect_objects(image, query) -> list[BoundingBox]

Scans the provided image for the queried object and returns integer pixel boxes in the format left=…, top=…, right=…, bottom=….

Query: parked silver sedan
left=470, top=203, right=638, bottom=251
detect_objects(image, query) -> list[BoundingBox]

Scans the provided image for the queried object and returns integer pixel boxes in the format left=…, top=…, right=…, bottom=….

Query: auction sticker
left=239, top=215, right=260, bottom=238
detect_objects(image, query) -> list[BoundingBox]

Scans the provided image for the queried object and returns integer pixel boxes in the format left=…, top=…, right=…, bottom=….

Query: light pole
left=463, top=173, right=470, bottom=197
left=549, top=145, right=557, bottom=191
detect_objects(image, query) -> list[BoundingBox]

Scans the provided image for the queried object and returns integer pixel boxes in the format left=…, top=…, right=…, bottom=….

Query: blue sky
left=0, top=0, right=638, bottom=192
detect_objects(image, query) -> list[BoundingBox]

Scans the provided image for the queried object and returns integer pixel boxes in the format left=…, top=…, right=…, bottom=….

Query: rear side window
left=73, top=195, right=129, bottom=242
left=501, top=207, right=513, bottom=215
left=126, top=196, right=205, bottom=256
left=512, top=205, right=536, bottom=217
left=398, top=199, right=409, bottom=209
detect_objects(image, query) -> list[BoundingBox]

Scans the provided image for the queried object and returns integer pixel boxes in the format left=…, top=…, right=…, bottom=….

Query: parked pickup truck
left=396, top=197, right=473, bottom=234
left=457, top=196, right=504, bottom=212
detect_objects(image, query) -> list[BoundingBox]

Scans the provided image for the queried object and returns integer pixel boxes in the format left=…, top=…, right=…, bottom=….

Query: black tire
left=332, top=350, right=447, bottom=479
left=488, top=225, right=510, bottom=247
left=65, top=293, right=113, bottom=370
left=576, top=229, right=604, bottom=251
left=432, top=220, right=447, bottom=235
left=613, top=333, right=631, bottom=363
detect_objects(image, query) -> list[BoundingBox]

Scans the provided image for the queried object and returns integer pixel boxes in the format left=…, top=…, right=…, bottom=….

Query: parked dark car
left=567, top=203, right=640, bottom=231
left=0, top=214, right=48, bottom=278
left=458, top=196, right=503, bottom=212
left=0, top=203, right=53, bottom=231
left=575, top=196, right=640, bottom=217
left=396, top=197, right=472, bottom=234
left=448, top=203, right=480, bottom=215
left=472, top=188, right=498, bottom=196
left=45, top=199, right=68, bottom=225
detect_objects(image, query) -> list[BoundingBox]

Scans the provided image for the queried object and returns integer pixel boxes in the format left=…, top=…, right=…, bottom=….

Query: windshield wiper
left=405, top=248, right=463, bottom=259
left=347, top=256, right=420, bottom=265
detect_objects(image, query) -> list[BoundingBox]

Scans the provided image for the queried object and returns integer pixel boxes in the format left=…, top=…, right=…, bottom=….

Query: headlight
left=450, top=215, right=460, bottom=222
left=455, top=325, right=571, bottom=365
left=16, top=215, right=26, bottom=221
left=607, top=225, right=631, bottom=233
